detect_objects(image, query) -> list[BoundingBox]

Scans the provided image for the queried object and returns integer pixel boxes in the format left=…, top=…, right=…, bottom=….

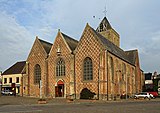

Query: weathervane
left=103, top=6, right=107, bottom=17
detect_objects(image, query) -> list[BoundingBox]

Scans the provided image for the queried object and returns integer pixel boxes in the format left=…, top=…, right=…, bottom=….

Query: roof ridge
left=38, top=38, right=52, bottom=45
left=61, top=32, right=78, bottom=42
left=2, top=61, right=26, bottom=75
left=61, top=32, right=79, bottom=51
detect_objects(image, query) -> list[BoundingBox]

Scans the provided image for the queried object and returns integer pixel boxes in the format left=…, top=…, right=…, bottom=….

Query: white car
left=134, top=92, right=151, bottom=99
left=1, top=90, right=13, bottom=95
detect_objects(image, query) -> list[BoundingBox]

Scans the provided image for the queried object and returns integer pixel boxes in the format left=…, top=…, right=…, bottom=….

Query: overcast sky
left=0, top=0, right=160, bottom=73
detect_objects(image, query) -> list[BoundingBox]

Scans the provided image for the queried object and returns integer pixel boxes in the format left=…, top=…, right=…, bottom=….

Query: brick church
left=22, top=17, right=144, bottom=100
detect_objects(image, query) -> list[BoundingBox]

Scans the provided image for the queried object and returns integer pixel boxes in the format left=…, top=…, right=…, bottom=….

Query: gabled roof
left=39, top=39, right=52, bottom=54
left=61, top=32, right=79, bottom=51
left=90, top=25, right=135, bottom=65
left=2, top=61, right=26, bottom=75
left=96, top=17, right=112, bottom=32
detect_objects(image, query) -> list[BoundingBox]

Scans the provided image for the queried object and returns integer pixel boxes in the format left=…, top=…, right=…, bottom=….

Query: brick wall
left=48, top=32, right=74, bottom=98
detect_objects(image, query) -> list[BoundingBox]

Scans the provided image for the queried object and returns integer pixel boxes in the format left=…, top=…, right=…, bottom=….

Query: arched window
left=34, top=64, right=41, bottom=84
left=83, top=57, right=93, bottom=80
left=56, top=58, right=65, bottom=76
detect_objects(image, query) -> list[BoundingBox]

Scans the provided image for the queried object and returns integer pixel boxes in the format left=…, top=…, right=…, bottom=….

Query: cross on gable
left=103, top=6, right=107, bottom=17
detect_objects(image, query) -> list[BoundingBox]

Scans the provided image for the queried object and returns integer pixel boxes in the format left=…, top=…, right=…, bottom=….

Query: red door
left=55, top=80, right=64, bottom=97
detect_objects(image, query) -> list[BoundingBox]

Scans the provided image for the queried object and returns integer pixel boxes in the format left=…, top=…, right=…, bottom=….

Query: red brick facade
left=23, top=17, right=144, bottom=100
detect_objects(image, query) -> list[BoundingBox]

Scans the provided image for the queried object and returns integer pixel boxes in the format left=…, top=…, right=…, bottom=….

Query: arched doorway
left=55, top=80, right=64, bottom=97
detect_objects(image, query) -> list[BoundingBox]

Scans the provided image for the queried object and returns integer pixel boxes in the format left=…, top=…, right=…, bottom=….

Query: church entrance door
left=55, top=80, right=64, bottom=97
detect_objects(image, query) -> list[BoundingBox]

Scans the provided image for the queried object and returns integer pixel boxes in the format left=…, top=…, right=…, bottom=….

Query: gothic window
left=83, top=57, right=93, bottom=80
left=34, top=64, right=41, bottom=84
left=56, top=58, right=65, bottom=76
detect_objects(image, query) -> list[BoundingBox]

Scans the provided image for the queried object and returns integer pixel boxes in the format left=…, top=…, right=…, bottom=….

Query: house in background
left=144, top=72, right=153, bottom=91
left=1, top=61, right=26, bottom=95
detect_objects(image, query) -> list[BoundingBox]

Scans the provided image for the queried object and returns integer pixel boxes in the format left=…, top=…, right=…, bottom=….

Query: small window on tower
left=100, top=23, right=103, bottom=32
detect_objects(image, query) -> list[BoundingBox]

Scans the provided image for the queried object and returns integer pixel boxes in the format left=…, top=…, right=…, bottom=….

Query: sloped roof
left=125, top=50, right=137, bottom=65
left=39, top=39, right=52, bottom=54
left=2, top=61, right=26, bottom=75
left=96, top=17, right=112, bottom=32
left=91, top=26, right=135, bottom=65
left=61, top=32, right=79, bottom=51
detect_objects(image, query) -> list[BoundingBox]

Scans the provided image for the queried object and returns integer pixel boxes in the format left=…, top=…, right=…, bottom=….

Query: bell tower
left=96, top=17, right=120, bottom=47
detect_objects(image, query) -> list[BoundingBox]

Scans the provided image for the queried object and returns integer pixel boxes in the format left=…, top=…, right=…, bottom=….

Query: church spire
left=96, top=17, right=120, bottom=47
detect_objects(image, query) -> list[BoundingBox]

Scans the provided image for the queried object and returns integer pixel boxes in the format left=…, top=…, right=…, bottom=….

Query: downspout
left=45, top=56, right=48, bottom=97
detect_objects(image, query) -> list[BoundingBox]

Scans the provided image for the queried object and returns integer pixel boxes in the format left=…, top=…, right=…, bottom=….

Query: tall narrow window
left=83, top=57, right=93, bottom=80
left=9, top=78, right=12, bottom=83
left=34, top=64, right=41, bottom=84
left=56, top=58, right=65, bottom=76
left=16, top=77, right=19, bottom=83
left=4, top=78, right=7, bottom=84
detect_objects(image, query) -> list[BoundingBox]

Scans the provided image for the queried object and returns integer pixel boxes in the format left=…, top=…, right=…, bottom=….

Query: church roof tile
left=39, top=39, right=52, bottom=54
left=61, top=33, right=79, bottom=51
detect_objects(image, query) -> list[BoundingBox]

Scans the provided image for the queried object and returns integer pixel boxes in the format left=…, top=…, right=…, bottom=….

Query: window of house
left=56, top=58, right=65, bottom=76
left=4, top=78, right=7, bottom=84
left=16, top=77, right=19, bottom=83
left=9, top=78, right=12, bottom=83
left=34, top=64, right=41, bottom=84
left=83, top=57, right=93, bottom=80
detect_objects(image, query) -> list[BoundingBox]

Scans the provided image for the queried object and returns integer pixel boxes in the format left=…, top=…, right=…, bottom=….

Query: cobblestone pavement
left=0, top=96, right=160, bottom=113
left=0, top=95, right=160, bottom=105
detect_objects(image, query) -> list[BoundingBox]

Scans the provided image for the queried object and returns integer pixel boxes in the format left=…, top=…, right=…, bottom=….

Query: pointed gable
left=96, top=17, right=120, bottom=47
left=2, top=61, right=26, bottom=75
left=27, top=37, right=51, bottom=61
left=96, top=17, right=112, bottom=32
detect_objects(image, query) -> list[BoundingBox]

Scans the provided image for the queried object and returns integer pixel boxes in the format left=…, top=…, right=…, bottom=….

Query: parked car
left=148, top=91, right=158, bottom=98
left=149, top=93, right=155, bottom=99
left=1, top=90, right=13, bottom=95
left=134, top=92, right=151, bottom=99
